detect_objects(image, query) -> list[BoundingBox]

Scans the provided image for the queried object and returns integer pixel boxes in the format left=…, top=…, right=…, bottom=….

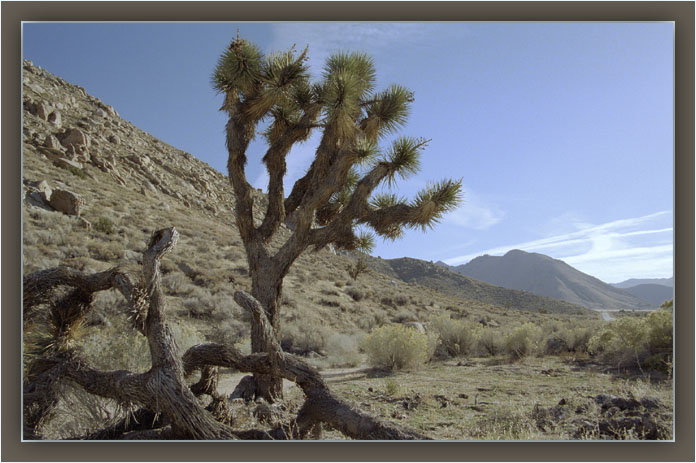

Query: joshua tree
left=214, top=37, right=463, bottom=400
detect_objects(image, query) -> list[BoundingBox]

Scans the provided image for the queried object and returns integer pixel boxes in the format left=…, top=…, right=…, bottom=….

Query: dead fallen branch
left=23, top=227, right=431, bottom=440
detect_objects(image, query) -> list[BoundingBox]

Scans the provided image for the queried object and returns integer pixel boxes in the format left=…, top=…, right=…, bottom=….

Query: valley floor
left=218, top=356, right=673, bottom=441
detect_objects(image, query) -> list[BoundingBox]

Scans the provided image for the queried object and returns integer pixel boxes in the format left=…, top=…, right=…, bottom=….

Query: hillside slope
left=368, top=257, right=593, bottom=315
left=621, top=284, right=673, bottom=307
left=612, top=276, right=674, bottom=289
left=447, top=250, right=653, bottom=310
left=21, top=61, right=599, bottom=352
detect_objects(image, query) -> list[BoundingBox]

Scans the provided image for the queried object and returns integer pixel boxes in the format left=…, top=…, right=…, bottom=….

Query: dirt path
left=217, top=366, right=371, bottom=397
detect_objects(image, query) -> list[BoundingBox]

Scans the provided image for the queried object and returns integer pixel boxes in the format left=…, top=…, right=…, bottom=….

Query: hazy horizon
left=22, top=22, right=674, bottom=282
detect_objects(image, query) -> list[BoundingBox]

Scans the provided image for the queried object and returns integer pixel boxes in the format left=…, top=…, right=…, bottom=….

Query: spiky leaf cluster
left=409, top=179, right=464, bottom=230
left=213, top=39, right=264, bottom=96
left=216, top=36, right=464, bottom=260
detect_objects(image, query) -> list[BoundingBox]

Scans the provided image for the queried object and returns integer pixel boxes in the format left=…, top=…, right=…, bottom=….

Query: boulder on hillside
left=38, top=147, right=84, bottom=170
left=49, top=189, right=84, bottom=216
left=93, top=108, right=108, bottom=118
left=25, top=100, right=51, bottom=121
left=34, top=180, right=52, bottom=203
left=58, top=128, right=90, bottom=149
left=43, top=134, right=62, bottom=150
left=23, top=179, right=54, bottom=209
left=47, top=111, right=62, bottom=126
left=141, top=180, right=158, bottom=196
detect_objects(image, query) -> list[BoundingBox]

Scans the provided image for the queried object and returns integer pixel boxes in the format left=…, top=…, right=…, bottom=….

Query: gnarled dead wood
left=23, top=266, right=142, bottom=328
left=183, top=290, right=430, bottom=440
left=23, top=228, right=237, bottom=440
left=24, top=229, right=430, bottom=440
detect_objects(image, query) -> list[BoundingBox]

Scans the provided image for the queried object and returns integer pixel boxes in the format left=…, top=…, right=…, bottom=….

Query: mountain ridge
left=611, top=276, right=674, bottom=289
left=443, top=249, right=655, bottom=310
left=21, top=59, right=599, bottom=340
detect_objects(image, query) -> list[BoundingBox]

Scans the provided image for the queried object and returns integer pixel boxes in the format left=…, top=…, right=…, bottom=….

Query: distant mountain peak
left=449, top=250, right=655, bottom=310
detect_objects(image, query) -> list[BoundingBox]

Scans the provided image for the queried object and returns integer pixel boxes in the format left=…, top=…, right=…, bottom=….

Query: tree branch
left=259, top=108, right=321, bottom=241
left=23, top=266, right=141, bottom=329
left=183, top=291, right=430, bottom=440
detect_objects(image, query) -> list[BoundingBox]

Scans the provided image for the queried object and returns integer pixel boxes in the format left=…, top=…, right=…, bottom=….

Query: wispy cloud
left=443, top=210, right=673, bottom=282
left=267, top=23, right=435, bottom=77
left=444, top=187, right=505, bottom=230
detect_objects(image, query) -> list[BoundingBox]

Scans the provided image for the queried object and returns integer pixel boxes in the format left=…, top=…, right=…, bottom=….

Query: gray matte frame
left=3, top=2, right=693, bottom=461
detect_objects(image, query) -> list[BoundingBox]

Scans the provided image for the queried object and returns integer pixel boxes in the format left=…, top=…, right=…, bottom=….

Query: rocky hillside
left=367, top=257, right=593, bottom=315
left=446, top=250, right=654, bottom=310
left=21, top=61, right=600, bottom=353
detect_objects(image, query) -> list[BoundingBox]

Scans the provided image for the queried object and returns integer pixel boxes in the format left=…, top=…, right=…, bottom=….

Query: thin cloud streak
left=444, top=187, right=505, bottom=230
left=443, top=211, right=673, bottom=282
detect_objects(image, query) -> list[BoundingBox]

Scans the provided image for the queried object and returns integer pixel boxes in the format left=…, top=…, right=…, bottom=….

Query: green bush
left=587, top=309, right=672, bottom=373
left=430, top=314, right=480, bottom=358
left=77, top=320, right=151, bottom=372
left=325, top=333, right=362, bottom=367
left=67, top=165, right=87, bottom=179
left=361, top=324, right=430, bottom=371
left=93, top=216, right=116, bottom=235
left=384, top=378, right=400, bottom=396
left=477, top=327, right=504, bottom=356
left=280, top=321, right=331, bottom=355
left=504, top=323, right=543, bottom=360
left=345, top=287, right=364, bottom=301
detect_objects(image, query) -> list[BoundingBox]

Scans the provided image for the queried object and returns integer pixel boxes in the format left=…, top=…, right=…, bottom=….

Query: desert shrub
left=646, top=309, right=672, bottom=352
left=504, top=323, right=543, bottom=360
left=391, top=309, right=416, bottom=323
left=471, top=408, right=540, bottom=440
left=280, top=321, right=331, bottom=355
left=542, top=320, right=597, bottom=355
left=588, top=309, right=672, bottom=373
left=430, top=314, right=480, bottom=358
left=345, top=287, right=364, bottom=302
left=162, top=271, right=189, bottom=294
left=360, top=324, right=429, bottom=371
left=183, top=296, right=217, bottom=320
left=324, top=333, right=362, bottom=367
left=384, top=378, right=400, bottom=396
left=280, top=294, right=297, bottom=308
left=94, top=217, right=116, bottom=235
left=170, top=322, right=207, bottom=354
left=356, top=312, right=386, bottom=331
left=543, top=332, right=570, bottom=355
left=588, top=317, right=648, bottom=369
left=477, top=327, right=504, bottom=356
left=319, top=298, right=341, bottom=308
left=89, top=288, right=128, bottom=320
left=67, top=165, right=87, bottom=179
left=40, top=380, right=122, bottom=440
left=87, top=241, right=124, bottom=262
left=209, top=318, right=248, bottom=345
left=78, top=319, right=151, bottom=372
left=394, top=295, right=408, bottom=307
left=347, top=257, right=369, bottom=280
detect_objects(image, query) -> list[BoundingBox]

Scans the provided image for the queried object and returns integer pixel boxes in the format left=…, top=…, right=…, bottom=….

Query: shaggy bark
left=24, top=228, right=430, bottom=440
left=23, top=228, right=236, bottom=440
left=183, top=291, right=430, bottom=440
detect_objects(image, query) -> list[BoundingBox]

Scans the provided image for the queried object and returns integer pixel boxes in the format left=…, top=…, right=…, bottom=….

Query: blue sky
left=22, top=22, right=674, bottom=283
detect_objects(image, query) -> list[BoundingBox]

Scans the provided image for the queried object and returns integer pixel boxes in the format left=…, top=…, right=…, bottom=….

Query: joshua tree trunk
left=249, top=265, right=284, bottom=401
left=216, top=36, right=462, bottom=405
left=23, top=228, right=430, bottom=440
